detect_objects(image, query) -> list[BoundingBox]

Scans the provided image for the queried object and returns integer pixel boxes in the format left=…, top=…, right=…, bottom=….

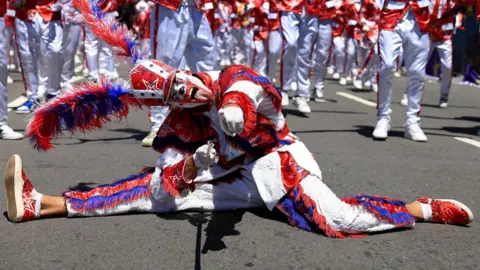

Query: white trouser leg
left=14, top=18, right=38, bottom=99
left=296, top=15, right=318, bottom=98
left=85, top=27, right=99, bottom=78
left=242, top=28, right=254, bottom=67
left=344, top=37, right=356, bottom=77
left=433, top=39, right=453, bottom=95
left=37, top=18, right=63, bottom=96
left=314, top=20, right=332, bottom=90
left=402, top=24, right=429, bottom=121
left=0, top=18, right=12, bottom=126
left=253, top=39, right=267, bottom=75
left=280, top=12, right=300, bottom=91
left=61, top=23, right=82, bottom=85
left=377, top=30, right=402, bottom=119
left=267, top=30, right=282, bottom=81
left=297, top=175, right=414, bottom=234
left=396, top=46, right=404, bottom=72
left=333, top=36, right=345, bottom=74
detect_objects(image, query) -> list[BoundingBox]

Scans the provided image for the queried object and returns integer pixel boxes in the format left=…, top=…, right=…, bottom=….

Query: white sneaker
left=332, top=72, right=340, bottom=80
left=291, top=82, right=297, bottom=92
left=327, top=66, right=335, bottom=75
left=281, top=92, right=289, bottom=106
left=404, top=119, right=427, bottom=142
left=439, top=93, right=448, bottom=108
left=373, top=118, right=390, bottom=140
left=353, top=76, right=363, bottom=90
left=74, top=65, right=84, bottom=74
left=394, top=72, right=402, bottom=78
left=371, top=83, right=378, bottom=93
left=400, top=93, right=408, bottom=107
left=7, top=76, right=13, bottom=84
left=339, top=77, right=347, bottom=86
left=346, top=76, right=352, bottom=84
left=0, top=125, right=24, bottom=140
left=314, top=88, right=325, bottom=103
left=292, top=97, right=311, bottom=115
left=352, top=68, right=358, bottom=76
left=364, top=81, right=371, bottom=88
left=142, top=129, right=157, bottom=147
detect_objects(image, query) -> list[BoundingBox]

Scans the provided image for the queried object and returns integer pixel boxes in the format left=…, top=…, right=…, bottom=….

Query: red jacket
left=267, top=0, right=280, bottom=31
left=36, top=0, right=62, bottom=22
left=273, top=0, right=323, bottom=16
left=429, top=0, right=461, bottom=41
left=318, top=0, right=337, bottom=19
left=378, top=0, right=430, bottom=33
left=153, top=0, right=216, bottom=11
left=8, top=1, right=37, bottom=21
left=332, top=0, right=361, bottom=38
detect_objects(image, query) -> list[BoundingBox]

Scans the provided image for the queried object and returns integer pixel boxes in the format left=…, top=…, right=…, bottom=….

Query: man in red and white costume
left=4, top=59, right=474, bottom=237
left=133, top=0, right=152, bottom=58
left=276, top=0, right=323, bottom=114
left=252, top=0, right=270, bottom=76
left=33, top=0, right=64, bottom=101
left=428, top=0, right=464, bottom=108
left=310, top=0, right=337, bottom=102
left=144, top=0, right=218, bottom=148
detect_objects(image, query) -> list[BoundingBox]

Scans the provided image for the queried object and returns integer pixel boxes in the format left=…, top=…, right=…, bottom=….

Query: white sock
left=420, top=203, right=433, bottom=221
left=31, top=189, right=43, bottom=218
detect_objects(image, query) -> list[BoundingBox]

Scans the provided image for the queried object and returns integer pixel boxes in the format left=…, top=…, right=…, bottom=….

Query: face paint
left=167, top=71, right=213, bottom=108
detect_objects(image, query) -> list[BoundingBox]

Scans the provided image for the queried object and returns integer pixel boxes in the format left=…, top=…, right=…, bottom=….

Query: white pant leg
left=434, top=39, right=453, bottom=95
left=377, top=30, right=403, bottom=119
left=280, top=12, right=300, bottom=91
left=396, top=46, right=404, bottom=72
left=37, top=18, right=63, bottom=96
left=370, top=47, right=379, bottom=86
left=184, top=6, right=217, bottom=72
left=296, top=15, right=318, bottom=98
left=0, top=18, right=12, bottom=126
left=14, top=19, right=38, bottom=99
left=344, top=37, right=356, bottom=77
left=333, top=36, right=345, bottom=74
left=267, top=30, right=282, bottom=81
left=85, top=27, right=100, bottom=78
left=241, top=28, right=254, bottom=67
left=253, top=39, right=267, bottom=75
left=140, top=38, right=152, bottom=58
left=314, top=20, right=332, bottom=90
left=298, top=175, right=414, bottom=234
left=402, top=24, right=429, bottom=121
left=61, top=23, right=82, bottom=85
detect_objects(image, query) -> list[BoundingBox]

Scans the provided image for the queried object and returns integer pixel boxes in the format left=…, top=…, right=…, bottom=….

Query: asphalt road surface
left=1, top=67, right=479, bottom=269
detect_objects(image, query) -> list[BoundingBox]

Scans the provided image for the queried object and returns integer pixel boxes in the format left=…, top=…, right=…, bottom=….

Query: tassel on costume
left=26, top=79, right=142, bottom=151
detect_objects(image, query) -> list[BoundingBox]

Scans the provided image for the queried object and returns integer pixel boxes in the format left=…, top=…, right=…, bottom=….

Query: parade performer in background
left=3, top=0, right=473, bottom=238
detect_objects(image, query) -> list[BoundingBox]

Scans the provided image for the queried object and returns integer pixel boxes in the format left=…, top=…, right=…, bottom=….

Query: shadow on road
left=283, top=108, right=367, bottom=118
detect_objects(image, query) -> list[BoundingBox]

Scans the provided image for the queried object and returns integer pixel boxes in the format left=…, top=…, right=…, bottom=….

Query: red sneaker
left=4, top=155, right=38, bottom=222
left=417, top=197, right=473, bottom=225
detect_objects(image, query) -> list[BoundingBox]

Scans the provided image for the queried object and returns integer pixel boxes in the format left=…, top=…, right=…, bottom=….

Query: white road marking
left=336, top=91, right=377, bottom=107
left=454, top=137, right=480, bottom=148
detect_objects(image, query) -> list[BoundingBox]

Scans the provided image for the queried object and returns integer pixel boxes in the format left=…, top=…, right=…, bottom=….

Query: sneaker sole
left=404, top=134, right=428, bottom=142
left=15, top=110, right=32, bottom=115
left=437, top=199, right=474, bottom=224
left=314, top=98, right=325, bottom=103
left=4, top=155, right=24, bottom=222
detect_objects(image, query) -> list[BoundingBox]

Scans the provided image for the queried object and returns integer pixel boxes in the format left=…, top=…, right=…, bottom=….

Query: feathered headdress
left=26, top=80, right=143, bottom=151
left=73, top=0, right=144, bottom=64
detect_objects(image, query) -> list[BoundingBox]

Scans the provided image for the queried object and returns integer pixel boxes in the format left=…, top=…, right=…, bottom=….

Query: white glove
left=246, top=3, right=255, bottom=11
left=218, top=106, right=244, bottom=137
left=193, top=141, right=219, bottom=169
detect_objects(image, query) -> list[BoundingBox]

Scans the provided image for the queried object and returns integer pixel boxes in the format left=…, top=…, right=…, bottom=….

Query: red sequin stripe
left=66, top=173, right=152, bottom=201
left=161, top=159, right=195, bottom=197
left=279, top=152, right=310, bottom=192
left=21, top=170, right=36, bottom=221
left=221, top=92, right=257, bottom=137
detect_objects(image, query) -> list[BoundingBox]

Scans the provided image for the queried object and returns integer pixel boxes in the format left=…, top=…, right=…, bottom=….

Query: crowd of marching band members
left=1, top=0, right=478, bottom=143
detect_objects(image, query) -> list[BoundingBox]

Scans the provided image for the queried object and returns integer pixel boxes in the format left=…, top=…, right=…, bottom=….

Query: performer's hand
left=193, top=141, right=219, bottom=169
left=218, top=105, right=244, bottom=137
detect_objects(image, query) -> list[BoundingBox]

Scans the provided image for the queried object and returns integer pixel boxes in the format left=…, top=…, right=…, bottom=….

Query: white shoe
left=7, top=76, right=13, bottom=84
left=339, top=77, right=347, bottom=86
left=351, top=68, right=358, bottom=76
left=373, top=118, right=390, bottom=140
left=404, top=119, right=427, bottom=142
left=364, top=81, right=371, bottom=88
left=292, top=97, right=311, bottom=115
left=394, top=72, right=402, bottom=78
left=142, top=130, right=157, bottom=147
left=314, top=88, right=325, bottom=103
left=220, top=59, right=226, bottom=66
left=327, top=66, right=335, bottom=75
left=82, top=68, right=89, bottom=77
left=439, top=93, right=448, bottom=108
left=281, top=92, right=289, bottom=106
left=0, top=125, right=24, bottom=140
left=332, top=72, right=340, bottom=80
left=371, top=83, right=378, bottom=93
left=225, top=59, right=232, bottom=66
left=400, top=93, right=408, bottom=107
left=74, top=65, right=84, bottom=74
left=353, top=76, right=363, bottom=90
left=346, top=76, right=352, bottom=84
